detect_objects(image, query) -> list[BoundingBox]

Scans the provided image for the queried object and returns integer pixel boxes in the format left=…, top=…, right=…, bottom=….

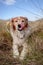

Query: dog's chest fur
left=14, top=37, right=25, bottom=46
left=13, top=31, right=26, bottom=46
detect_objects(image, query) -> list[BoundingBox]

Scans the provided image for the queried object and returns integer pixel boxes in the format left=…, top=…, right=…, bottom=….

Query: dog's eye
left=22, top=20, right=24, bottom=22
left=15, top=21, right=18, bottom=22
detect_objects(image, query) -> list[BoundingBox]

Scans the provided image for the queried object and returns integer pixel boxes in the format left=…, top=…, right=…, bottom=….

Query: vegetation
left=0, top=19, right=43, bottom=65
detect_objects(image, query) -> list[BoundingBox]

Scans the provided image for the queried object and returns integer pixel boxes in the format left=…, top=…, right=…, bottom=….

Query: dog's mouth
left=18, top=24, right=25, bottom=31
left=18, top=28, right=23, bottom=31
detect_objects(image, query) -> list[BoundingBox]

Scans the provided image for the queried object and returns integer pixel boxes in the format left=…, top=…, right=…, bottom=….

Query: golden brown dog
left=7, top=16, right=31, bottom=60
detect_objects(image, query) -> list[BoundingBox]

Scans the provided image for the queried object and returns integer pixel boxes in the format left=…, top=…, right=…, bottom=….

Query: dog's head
left=11, top=17, right=28, bottom=31
left=7, top=17, right=31, bottom=39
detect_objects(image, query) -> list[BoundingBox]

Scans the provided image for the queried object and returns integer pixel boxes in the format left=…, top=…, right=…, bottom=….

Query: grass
left=0, top=28, right=43, bottom=65
left=0, top=18, right=43, bottom=65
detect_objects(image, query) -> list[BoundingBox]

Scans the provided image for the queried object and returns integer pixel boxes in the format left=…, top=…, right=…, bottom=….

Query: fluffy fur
left=7, top=16, right=31, bottom=60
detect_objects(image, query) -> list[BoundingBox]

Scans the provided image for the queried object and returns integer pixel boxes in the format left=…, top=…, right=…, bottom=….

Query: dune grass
left=0, top=28, right=43, bottom=65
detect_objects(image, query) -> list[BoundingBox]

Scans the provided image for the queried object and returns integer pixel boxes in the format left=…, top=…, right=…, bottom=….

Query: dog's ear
left=25, top=17, right=29, bottom=27
left=11, top=18, right=14, bottom=23
left=11, top=18, right=16, bottom=30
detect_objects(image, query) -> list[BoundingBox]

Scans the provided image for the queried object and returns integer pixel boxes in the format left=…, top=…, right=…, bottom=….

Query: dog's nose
left=18, top=24, right=21, bottom=28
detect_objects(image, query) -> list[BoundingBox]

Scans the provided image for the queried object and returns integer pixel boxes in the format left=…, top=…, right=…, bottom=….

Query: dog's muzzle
left=18, top=24, right=23, bottom=31
left=18, top=24, right=25, bottom=31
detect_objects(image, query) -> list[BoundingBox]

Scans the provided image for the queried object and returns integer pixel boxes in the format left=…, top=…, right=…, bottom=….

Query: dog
left=7, top=16, right=31, bottom=60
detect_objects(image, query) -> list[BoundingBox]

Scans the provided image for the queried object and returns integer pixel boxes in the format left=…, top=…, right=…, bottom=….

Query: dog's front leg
left=13, top=43, right=19, bottom=58
left=20, top=43, right=28, bottom=60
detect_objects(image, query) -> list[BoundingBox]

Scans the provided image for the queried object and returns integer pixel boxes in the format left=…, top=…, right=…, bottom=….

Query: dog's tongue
left=19, top=24, right=25, bottom=30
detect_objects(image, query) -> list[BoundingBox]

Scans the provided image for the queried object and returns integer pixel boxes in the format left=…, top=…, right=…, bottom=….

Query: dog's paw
left=13, top=52, right=19, bottom=58
left=19, top=55, right=25, bottom=60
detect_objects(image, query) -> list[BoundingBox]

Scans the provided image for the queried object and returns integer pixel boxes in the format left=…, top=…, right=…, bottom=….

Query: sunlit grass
left=0, top=23, right=43, bottom=65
